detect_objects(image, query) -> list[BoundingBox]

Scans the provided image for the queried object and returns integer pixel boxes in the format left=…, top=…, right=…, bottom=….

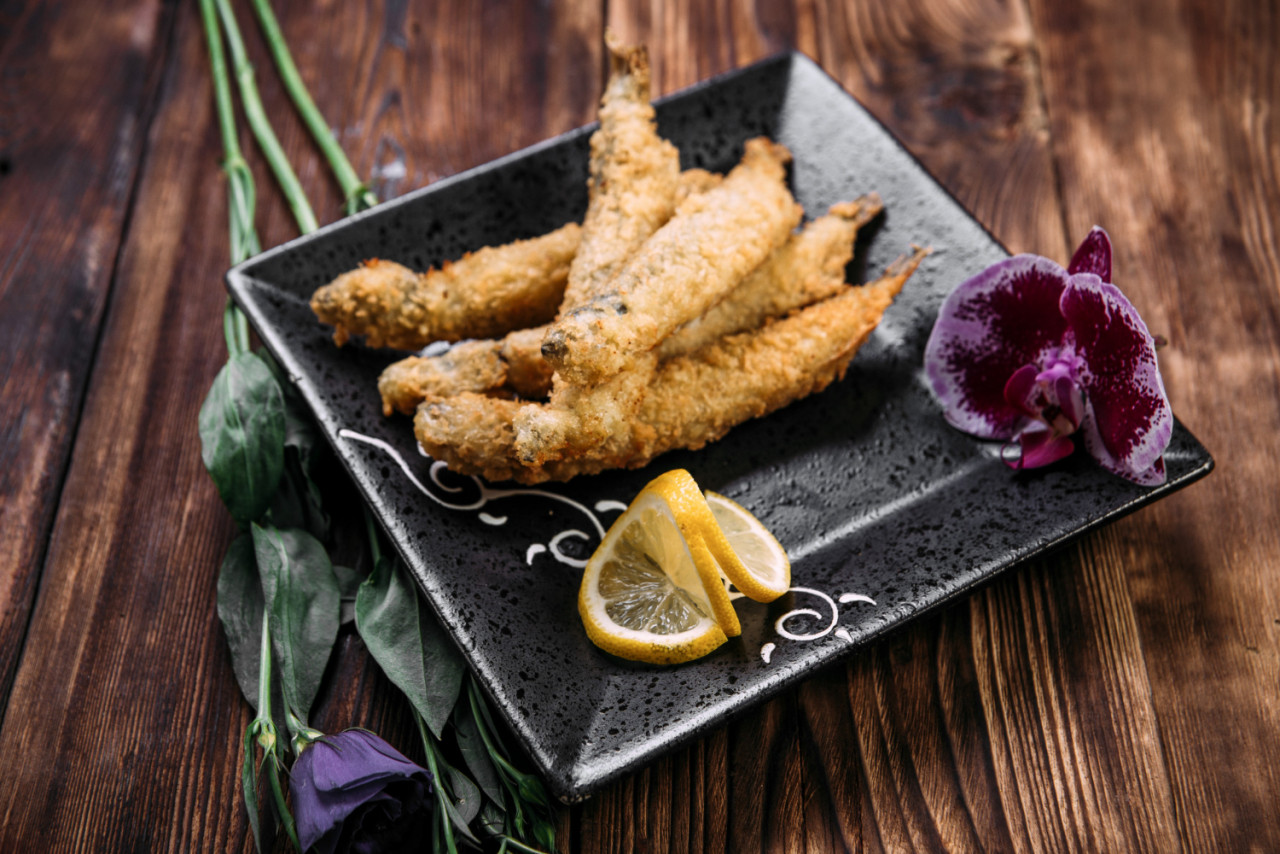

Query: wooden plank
left=3, top=0, right=1267, bottom=850
left=0, top=5, right=242, bottom=848
left=1029, top=0, right=1280, bottom=848
left=0, top=0, right=173, bottom=709
left=588, top=0, right=1191, bottom=851
left=0, top=0, right=599, bottom=849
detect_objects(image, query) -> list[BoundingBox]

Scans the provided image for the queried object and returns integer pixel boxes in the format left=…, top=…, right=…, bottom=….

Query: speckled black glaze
left=227, top=53, right=1213, bottom=803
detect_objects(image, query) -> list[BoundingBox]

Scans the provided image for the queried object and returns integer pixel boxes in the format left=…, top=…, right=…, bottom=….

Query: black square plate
left=227, top=52, right=1212, bottom=802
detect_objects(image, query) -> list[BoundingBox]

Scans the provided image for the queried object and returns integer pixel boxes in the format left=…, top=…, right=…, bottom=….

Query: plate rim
left=225, top=50, right=1215, bottom=802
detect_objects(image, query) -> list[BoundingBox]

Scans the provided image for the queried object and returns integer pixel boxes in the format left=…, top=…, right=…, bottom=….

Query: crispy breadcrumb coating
left=561, top=31, right=681, bottom=310
left=374, top=173, right=725, bottom=415
left=414, top=249, right=927, bottom=483
left=658, top=195, right=883, bottom=360
left=377, top=341, right=509, bottom=417
left=540, top=138, right=803, bottom=386
left=310, top=223, right=580, bottom=349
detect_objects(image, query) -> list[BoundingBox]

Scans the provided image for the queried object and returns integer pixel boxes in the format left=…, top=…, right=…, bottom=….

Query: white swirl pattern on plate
left=340, top=428, right=877, bottom=661
left=339, top=429, right=610, bottom=567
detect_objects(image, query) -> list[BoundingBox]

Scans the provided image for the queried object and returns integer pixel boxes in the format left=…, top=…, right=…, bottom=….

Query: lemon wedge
left=705, top=491, right=791, bottom=602
left=579, top=470, right=740, bottom=664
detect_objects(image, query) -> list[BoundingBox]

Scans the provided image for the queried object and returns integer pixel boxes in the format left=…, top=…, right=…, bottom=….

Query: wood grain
left=1031, top=0, right=1280, bottom=847
left=0, top=3, right=243, bottom=845
left=0, top=0, right=600, bottom=849
left=587, top=2, right=1133, bottom=852
left=0, top=0, right=173, bottom=711
left=1, top=0, right=1277, bottom=850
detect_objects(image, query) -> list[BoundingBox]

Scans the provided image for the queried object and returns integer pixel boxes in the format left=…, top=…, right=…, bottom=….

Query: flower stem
left=287, top=710, right=326, bottom=754
left=465, top=679, right=555, bottom=849
left=240, top=721, right=265, bottom=852
left=265, top=751, right=302, bottom=852
left=223, top=300, right=244, bottom=358
left=200, top=0, right=257, bottom=359
left=250, top=611, right=304, bottom=852
left=201, top=0, right=262, bottom=263
left=248, top=0, right=378, bottom=215
left=213, top=0, right=319, bottom=235
left=415, top=712, right=460, bottom=854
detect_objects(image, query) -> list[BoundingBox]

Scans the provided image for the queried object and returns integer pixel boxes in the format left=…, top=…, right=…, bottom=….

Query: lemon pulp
left=598, top=508, right=712, bottom=634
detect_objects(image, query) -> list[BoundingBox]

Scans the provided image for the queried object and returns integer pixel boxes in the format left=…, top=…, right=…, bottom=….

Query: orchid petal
left=1067, top=226, right=1113, bottom=281
left=1006, top=425, right=1076, bottom=470
left=925, top=255, right=1072, bottom=439
left=1002, top=364, right=1041, bottom=420
left=1061, top=274, right=1172, bottom=485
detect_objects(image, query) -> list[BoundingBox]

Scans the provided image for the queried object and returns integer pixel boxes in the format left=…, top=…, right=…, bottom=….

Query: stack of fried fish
left=311, top=34, right=928, bottom=485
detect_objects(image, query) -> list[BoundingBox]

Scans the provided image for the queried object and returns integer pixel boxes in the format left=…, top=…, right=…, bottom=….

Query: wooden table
left=2, top=0, right=1276, bottom=850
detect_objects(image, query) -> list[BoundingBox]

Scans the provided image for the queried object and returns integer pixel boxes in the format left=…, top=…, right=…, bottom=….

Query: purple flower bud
left=289, top=729, right=433, bottom=854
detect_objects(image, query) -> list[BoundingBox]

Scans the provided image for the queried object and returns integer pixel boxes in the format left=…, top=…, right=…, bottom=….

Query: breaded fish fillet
left=376, top=171, right=723, bottom=415
left=311, top=222, right=580, bottom=349
left=499, top=327, right=554, bottom=399
left=512, top=350, right=658, bottom=465
left=510, top=193, right=875, bottom=464
left=540, top=137, right=803, bottom=386
left=658, top=195, right=883, bottom=360
left=633, top=248, right=928, bottom=462
left=563, top=31, right=681, bottom=309
left=512, top=139, right=800, bottom=463
left=382, top=193, right=879, bottom=419
left=509, top=33, right=683, bottom=463
left=413, top=394, right=526, bottom=485
left=415, top=248, right=927, bottom=484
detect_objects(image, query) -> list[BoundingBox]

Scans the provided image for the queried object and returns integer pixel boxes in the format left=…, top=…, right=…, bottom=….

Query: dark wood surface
left=1, top=0, right=1276, bottom=850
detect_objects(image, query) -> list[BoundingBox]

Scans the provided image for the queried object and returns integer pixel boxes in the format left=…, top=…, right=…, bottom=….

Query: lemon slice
left=579, top=471, right=738, bottom=664
left=705, top=491, right=791, bottom=602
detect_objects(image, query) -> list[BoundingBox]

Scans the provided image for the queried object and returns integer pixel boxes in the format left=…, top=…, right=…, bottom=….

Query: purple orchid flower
left=924, top=227, right=1173, bottom=485
left=290, top=729, right=433, bottom=854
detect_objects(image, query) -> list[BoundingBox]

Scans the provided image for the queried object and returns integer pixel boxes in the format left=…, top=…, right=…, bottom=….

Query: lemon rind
left=705, top=490, right=791, bottom=603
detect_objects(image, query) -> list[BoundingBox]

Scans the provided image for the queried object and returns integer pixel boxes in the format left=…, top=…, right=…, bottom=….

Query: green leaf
left=262, top=350, right=330, bottom=540
left=438, top=779, right=481, bottom=845
left=217, top=534, right=264, bottom=709
left=454, top=698, right=504, bottom=806
left=533, top=816, right=557, bottom=852
left=252, top=524, right=340, bottom=725
left=438, top=755, right=483, bottom=827
left=477, top=800, right=506, bottom=839
left=419, top=721, right=479, bottom=848
left=260, top=350, right=323, bottom=470
left=267, top=454, right=329, bottom=541
left=199, top=351, right=286, bottom=524
left=517, top=772, right=551, bottom=809
left=355, top=556, right=464, bottom=738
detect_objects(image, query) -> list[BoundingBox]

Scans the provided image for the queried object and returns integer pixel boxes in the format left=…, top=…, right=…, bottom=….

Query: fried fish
left=414, top=249, right=927, bottom=483
left=311, top=223, right=580, bottom=349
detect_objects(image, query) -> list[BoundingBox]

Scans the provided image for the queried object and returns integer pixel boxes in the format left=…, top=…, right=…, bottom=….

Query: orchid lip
left=1001, top=424, right=1076, bottom=471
